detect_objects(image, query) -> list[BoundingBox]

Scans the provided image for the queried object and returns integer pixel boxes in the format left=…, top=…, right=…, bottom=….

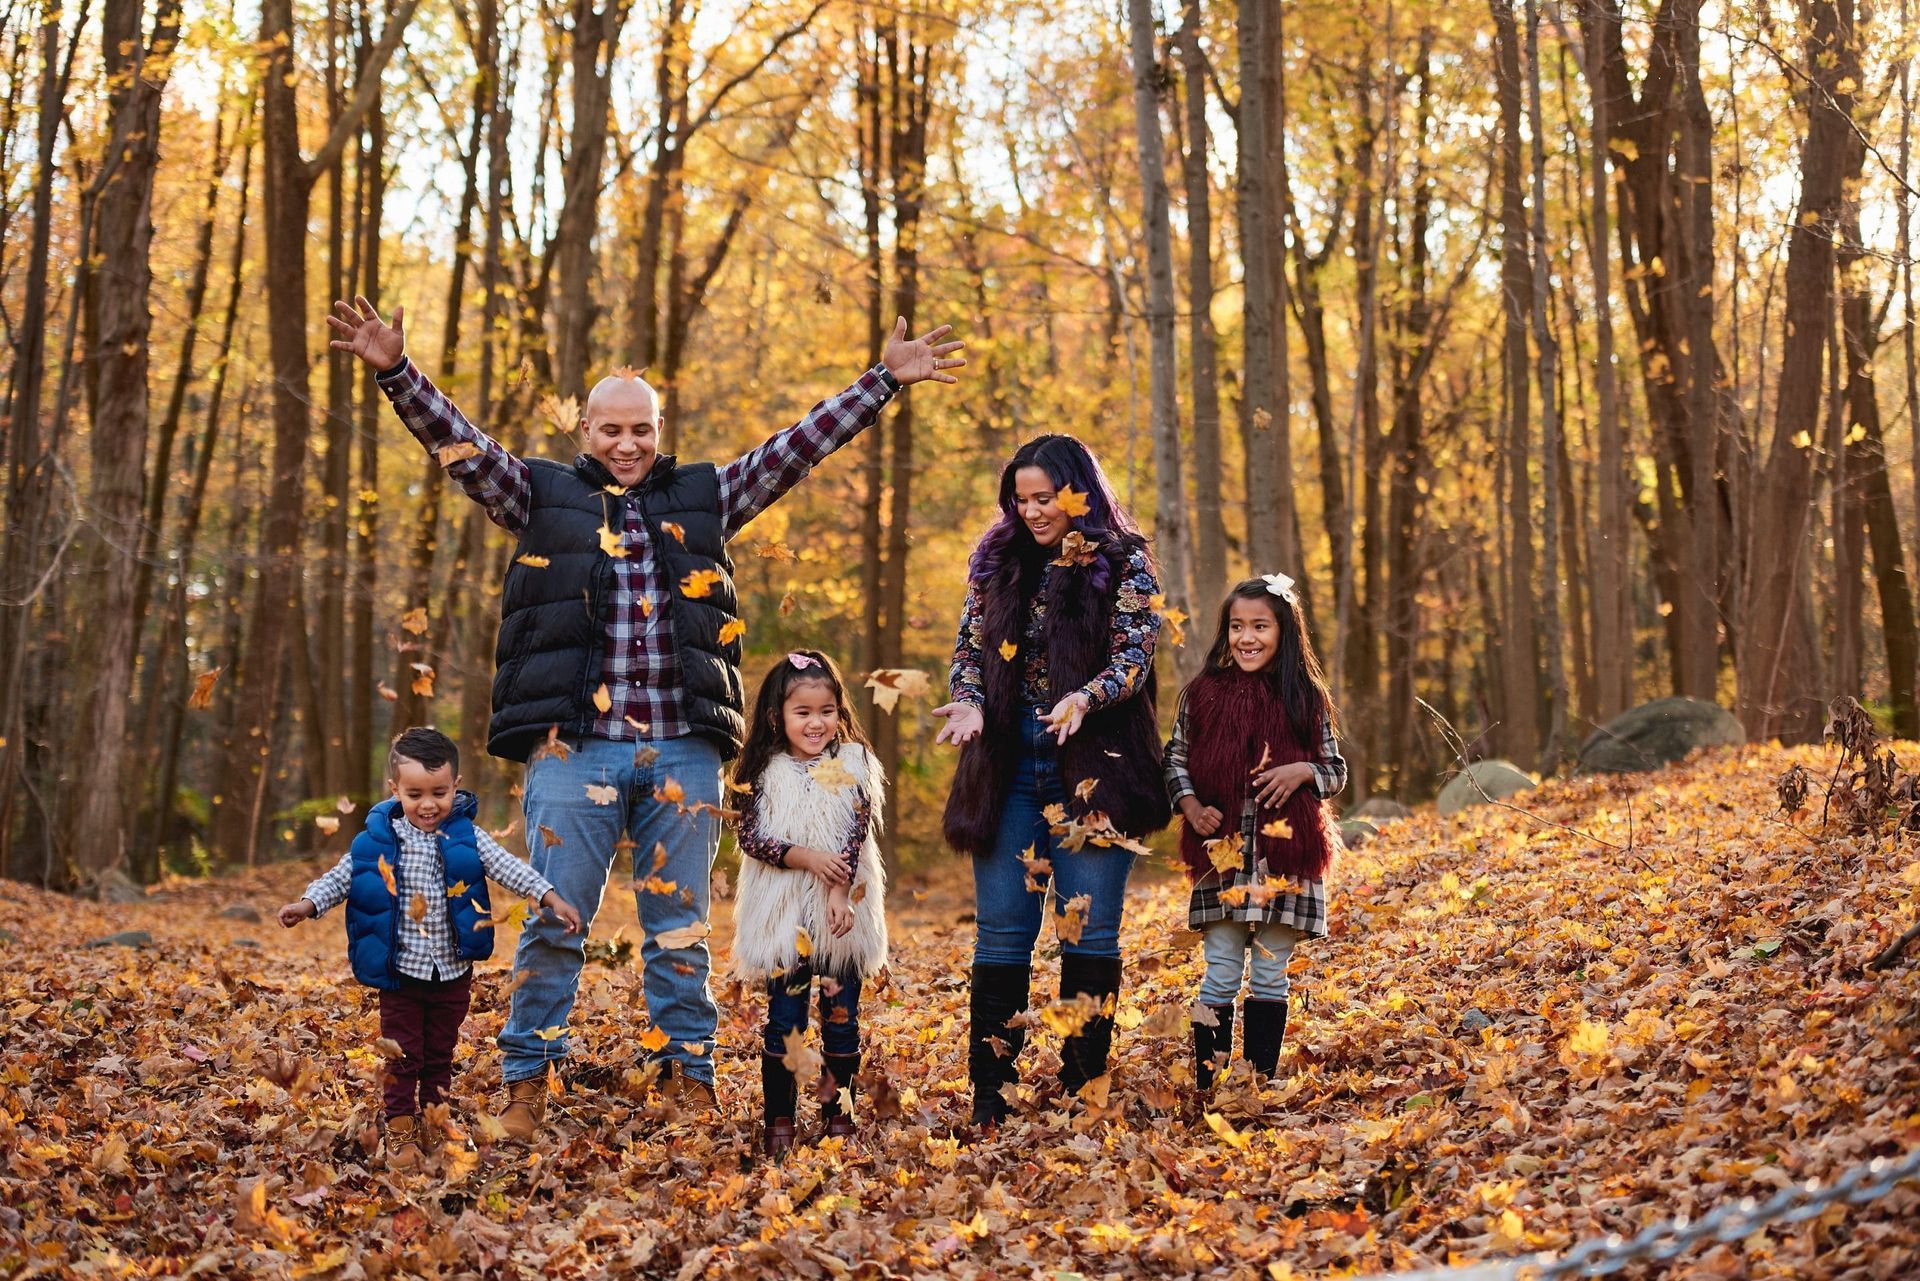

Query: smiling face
left=780, top=677, right=842, bottom=760
left=1013, top=465, right=1070, bottom=548
left=1226, top=595, right=1281, bottom=672
left=582, top=377, right=661, bottom=488
left=390, top=757, right=459, bottom=832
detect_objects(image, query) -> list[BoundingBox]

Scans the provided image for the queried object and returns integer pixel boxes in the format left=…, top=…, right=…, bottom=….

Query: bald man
left=328, top=296, right=964, bottom=1136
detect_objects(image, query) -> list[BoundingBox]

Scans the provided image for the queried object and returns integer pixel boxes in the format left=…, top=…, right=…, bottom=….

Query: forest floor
left=4, top=740, right=1919, bottom=1279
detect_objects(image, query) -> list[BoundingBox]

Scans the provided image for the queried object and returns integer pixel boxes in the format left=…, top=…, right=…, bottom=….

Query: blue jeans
left=1199, top=920, right=1305, bottom=1005
left=972, top=708, right=1137, bottom=965
left=498, top=733, right=722, bottom=1085
left=763, top=963, right=862, bottom=1058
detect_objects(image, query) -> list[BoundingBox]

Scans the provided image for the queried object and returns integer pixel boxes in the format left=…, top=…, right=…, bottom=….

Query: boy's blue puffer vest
left=345, top=793, right=493, bottom=990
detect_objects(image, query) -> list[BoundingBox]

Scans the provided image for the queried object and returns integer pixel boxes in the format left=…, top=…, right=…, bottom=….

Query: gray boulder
left=220, top=904, right=262, bottom=924
left=92, top=868, right=147, bottom=905
left=1436, top=760, right=1535, bottom=816
left=1577, top=696, right=1746, bottom=775
left=1351, top=797, right=1413, bottom=822
left=1339, top=818, right=1379, bottom=847
left=84, top=930, right=153, bottom=949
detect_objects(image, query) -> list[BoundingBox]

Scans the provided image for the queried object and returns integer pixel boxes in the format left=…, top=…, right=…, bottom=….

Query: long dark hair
left=967, top=434, right=1148, bottom=584
left=1195, top=578, right=1338, bottom=743
left=733, top=650, right=871, bottom=793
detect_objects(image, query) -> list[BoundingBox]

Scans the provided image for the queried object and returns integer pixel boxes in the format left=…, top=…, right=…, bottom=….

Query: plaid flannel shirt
left=301, top=818, right=555, bottom=981
left=377, top=359, right=899, bottom=742
left=1164, top=690, right=1347, bottom=935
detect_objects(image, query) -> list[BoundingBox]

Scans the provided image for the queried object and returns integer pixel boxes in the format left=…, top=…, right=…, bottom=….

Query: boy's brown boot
left=384, top=1114, right=425, bottom=1171
left=497, top=1077, right=546, bottom=1141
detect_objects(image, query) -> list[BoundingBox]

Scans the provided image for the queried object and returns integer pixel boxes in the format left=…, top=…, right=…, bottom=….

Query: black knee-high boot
left=762, top=1053, right=798, bottom=1154
left=820, top=1052, right=860, bottom=1137
left=1241, top=998, right=1289, bottom=1079
left=1057, top=954, right=1123, bottom=1099
left=968, top=963, right=1032, bottom=1126
left=1191, top=1003, right=1236, bottom=1093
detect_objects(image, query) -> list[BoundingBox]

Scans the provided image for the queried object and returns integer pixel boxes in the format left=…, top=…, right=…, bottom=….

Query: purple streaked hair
left=967, top=434, right=1150, bottom=591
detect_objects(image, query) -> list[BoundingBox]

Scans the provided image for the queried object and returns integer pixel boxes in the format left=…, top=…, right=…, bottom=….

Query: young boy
left=278, top=728, right=583, bottom=1169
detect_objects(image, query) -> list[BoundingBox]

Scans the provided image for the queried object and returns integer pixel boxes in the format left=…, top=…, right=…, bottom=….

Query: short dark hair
left=388, top=727, right=459, bottom=778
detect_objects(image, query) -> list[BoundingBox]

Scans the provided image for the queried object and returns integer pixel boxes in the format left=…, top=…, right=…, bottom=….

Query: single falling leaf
left=1251, top=406, right=1274, bottom=430
left=400, top=606, right=429, bottom=635
left=866, top=668, right=931, bottom=714
left=540, top=824, right=564, bottom=847
left=717, top=618, right=747, bottom=645
left=1055, top=893, right=1091, bottom=945
left=779, top=590, right=797, bottom=616
left=445, top=880, right=468, bottom=898
left=377, top=854, right=398, bottom=896
left=1054, top=486, right=1091, bottom=517
left=187, top=667, right=223, bottom=710
left=1074, top=776, right=1100, bottom=803
left=795, top=926, right=814, bottom=958
left=660, top=522, right=686, bottom=543
left=1259, top=818, right=1294, bottom=839
left=376, top=681, right=399, bottom=701
left=599, top=526, right=628, bottom=558
left=336, top=796, right=355, bottom=814
left=314, top=815, right=340, bottom=836
left=1205, top=831, right=1245, bottom=874
left=407, top=893, right=428, bottom=923
left=1052, top=530, right=1099, bottom=567
left=809, top=755, right=859, bottom=791
left=534, top=1025, right=567, bottom=1041
left=592, top=683, right=613, bottom=713
left=531, top=725, right=573, bottom=763
left=1250, top=742, right=1273, bottom=775
left=436, top=441, right=482, bottom=466
left=638, top=1025, right=671, bottom=1053
left=655, top=921, right=710, bottom=949
left=584, top=783, right=618, bottom=805
left=1204, top=1112, right=1252, bottom=1151
left=781, top=1029, right=824, bottom=1084
left=754, top=540, right=798, bottom=562
left=654, top=777, right=686, bottom=807
left=680, top=568, right=723, bottom=598
left=516, top=553, right=551, bottom=568
left=998, top=639, right=1019, bottom=662
left=409, top=662, right=435, bottom=697
left=850, top=881, right=867, bottom=904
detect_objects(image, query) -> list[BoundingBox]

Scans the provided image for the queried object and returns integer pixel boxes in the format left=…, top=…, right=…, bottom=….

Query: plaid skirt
left=1184, top=802, right=1329, bottom=936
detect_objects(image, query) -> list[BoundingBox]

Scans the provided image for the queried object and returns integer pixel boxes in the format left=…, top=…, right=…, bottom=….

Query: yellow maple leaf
left=718, top=619, right=747, bottom=645
left=1204, top=1111, right=1251, bottom=1151
left=661, top=522, right=686, bottom=543
left=599, top=526, right=628, bottom=558
left=638, top=1025, right=671, bottom=1053
left=998, top=639, right=1019, bottom=662
left=1054, top=892, right=1091, bottom=945
left=400, top=606, right=428, bottom=636
left=1205, top=831, right=1245, bottom=874
left=654, top=777, right=686, bottom=807
left=516, top=553, right=551, bottom=568
left=1073, top=776, right=1100, bottom=803
left=409, top=662, right=435, bottom=697
left=865, top=668, right=931, bottom=714
left=445, top=880, right=468, bottom=898
left=314, top=815, right=340, bottom=836
left=680, top=568, right=723, bottom=598
left=1054, top=486, right=1090, bottom=517
left=592, top=683, right=612, bottom=713
left=809, top=755, right=860, bottom=791
left=407, top=893, right=428, bottom=923
left=795, top=926, right=814, bottom=958
left=187, top=667, right=223, bottom=710
left=754, top=540, right=798, bottom=562
left=584, top=783, right=617, bottom=806
left=1259, top=818, right=1294, bottom=840
left=377, top=854, right=397, bottom=896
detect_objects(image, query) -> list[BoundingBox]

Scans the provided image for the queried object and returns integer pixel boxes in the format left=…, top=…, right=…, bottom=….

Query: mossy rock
left=1351, top=797, right=1413, bottom=822
left=1339, top=818, right=1379, bottom=847
left=1436, top=760, right=1536, bottom=816
left=1576, top=697, right=1745, bottom=775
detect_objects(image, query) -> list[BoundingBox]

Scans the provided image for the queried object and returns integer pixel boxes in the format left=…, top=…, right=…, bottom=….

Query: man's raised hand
left=880, top=316, right=966, bottom=387
left=327, top=296, right=407, bottom=371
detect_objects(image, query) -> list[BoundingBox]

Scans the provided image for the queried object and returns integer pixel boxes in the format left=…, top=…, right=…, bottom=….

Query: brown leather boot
left=496, top=1076, right=546, bottom=1141
left=384, top=1114, right=425, bottom=1172
left=658, top=1064, right=718, bottom=1115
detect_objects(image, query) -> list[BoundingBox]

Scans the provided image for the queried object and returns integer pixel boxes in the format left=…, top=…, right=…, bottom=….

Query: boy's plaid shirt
left=375, top=359, right=899, bottom=742
left=1164, top=690, right=1348, bottom=935
left=301, top=817, right=554, bottom=981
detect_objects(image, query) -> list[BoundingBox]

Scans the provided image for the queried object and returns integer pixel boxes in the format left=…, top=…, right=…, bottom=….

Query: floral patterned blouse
left=947, top=545, right=1162, bottom=712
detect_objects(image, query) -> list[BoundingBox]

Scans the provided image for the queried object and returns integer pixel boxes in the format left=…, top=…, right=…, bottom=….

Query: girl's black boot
left=1241, top=998, right=1289, bottom=1080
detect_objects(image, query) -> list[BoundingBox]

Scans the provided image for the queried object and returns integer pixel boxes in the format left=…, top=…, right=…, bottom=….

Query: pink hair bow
left=787, top=652, right=820, bottom=670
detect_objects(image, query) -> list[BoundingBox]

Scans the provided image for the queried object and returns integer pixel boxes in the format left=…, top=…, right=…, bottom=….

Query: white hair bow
left=1262, top=572, right=1298, bottom=604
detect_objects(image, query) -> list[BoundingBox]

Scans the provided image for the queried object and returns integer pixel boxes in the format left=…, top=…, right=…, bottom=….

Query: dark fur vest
left=942, top=533, right=1170, bottom=855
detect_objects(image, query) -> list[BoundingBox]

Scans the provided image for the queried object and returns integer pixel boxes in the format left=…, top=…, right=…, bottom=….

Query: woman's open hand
left=1042, top=691, right=1091, bottom=745
left=932, top=701, right=984, bottom=746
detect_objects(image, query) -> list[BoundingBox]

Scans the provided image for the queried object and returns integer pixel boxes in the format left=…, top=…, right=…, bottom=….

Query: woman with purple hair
left=933, top=434, right=1171, bottom=1128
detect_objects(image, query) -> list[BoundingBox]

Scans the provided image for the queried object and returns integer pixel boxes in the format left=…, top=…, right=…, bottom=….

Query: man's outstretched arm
left=719, top=317, right=965, bottom=534
left=328, top=296, right=532, bottom=535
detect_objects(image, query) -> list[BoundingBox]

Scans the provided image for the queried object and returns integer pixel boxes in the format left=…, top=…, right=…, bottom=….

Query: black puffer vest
left=488, top=454, right=745, bottom=762
left=941, top=532, right=1171, bottom=856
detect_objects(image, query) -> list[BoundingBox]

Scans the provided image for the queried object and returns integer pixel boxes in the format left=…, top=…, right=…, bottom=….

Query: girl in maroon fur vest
left=1165, top=575, right=1347, bottom=1099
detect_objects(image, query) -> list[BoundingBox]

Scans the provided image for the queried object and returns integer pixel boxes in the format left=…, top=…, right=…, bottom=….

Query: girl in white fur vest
left=729, top=650, right=888, bottom=1156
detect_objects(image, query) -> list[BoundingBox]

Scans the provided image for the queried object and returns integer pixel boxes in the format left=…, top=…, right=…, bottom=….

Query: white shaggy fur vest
left=730, top=745, right=888, bottom=981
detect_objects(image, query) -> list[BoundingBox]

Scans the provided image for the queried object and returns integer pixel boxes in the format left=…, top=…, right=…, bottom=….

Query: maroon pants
left=378, top=970, right=473, bottom=1120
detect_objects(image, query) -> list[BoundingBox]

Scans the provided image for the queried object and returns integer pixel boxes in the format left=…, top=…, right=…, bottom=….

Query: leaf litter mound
left=3, top=740, right=1917, bottom=1278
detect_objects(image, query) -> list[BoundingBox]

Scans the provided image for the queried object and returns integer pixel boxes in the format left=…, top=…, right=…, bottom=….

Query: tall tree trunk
left=1737, top=0, right=1855, bottom=744
left=550, top=0, right=631, bottom=397
left=1491, top=0, right=1538, bottom=764
left=1126, top=0, right=1194, bottom=647
left=1236, top=0, right=1281, bottom=568
left=1524, top=0, right=1566, bottom=769
left=350, top=33, right=386, bottom=792
left=1177, top=0, right=1227, bottom=612
left=856, top=10, right=885, bottom=708
left=68, top=0, right=184, bottom=880
left=1585, top=0, right=1630, bottom=720
left=1345, top=56, right=1383, bottom=800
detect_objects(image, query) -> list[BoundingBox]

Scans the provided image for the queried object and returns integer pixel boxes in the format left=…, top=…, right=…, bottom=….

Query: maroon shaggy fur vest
left=1176, top=668, right=1336, bottom=883
left=942, top=533, right=1171, bottom=857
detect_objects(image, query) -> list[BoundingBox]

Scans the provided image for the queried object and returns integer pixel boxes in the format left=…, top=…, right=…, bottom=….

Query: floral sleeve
left=948, top=579, right=987, bottom=706
left=734, top=794, right=790, bottom=868
left=1078, top=545, right=1161, bottom=711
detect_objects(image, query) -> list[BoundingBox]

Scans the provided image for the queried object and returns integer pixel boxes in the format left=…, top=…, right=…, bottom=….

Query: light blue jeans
left=498, top=733, right=722, bottom=1085
left=1199, top=919, right=1305, bottom=1006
